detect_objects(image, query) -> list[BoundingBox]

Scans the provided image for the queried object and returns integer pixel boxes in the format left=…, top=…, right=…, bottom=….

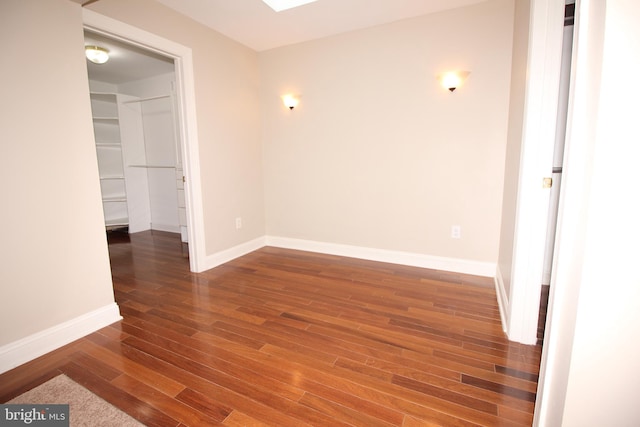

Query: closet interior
left=85, top=31, right=188, bottom=243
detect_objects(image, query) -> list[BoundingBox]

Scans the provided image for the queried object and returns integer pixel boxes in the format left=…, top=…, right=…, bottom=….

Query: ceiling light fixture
left=261, top=0, right=318, bottom=12
left=438, top=71, right=470, bottom=92
left=85, top=45, right=110, bottom=64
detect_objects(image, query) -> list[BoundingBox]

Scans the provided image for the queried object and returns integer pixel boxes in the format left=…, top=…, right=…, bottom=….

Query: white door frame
left=83, top=9, right=207, bottom=272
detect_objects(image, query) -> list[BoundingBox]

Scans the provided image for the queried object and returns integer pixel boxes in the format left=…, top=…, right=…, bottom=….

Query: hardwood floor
left=0, top=231, right=542, bottom=426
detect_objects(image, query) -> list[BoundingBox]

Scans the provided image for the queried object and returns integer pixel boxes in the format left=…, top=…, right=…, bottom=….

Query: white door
left=542, top=10, right=574, bottom=285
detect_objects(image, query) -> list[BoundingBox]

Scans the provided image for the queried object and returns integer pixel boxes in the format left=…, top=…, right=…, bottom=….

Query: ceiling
left=154, top=0, right=489, bottom=52
left=84, top=31, right=174, bottom=85
left=84, top=0, right=488, bottom=85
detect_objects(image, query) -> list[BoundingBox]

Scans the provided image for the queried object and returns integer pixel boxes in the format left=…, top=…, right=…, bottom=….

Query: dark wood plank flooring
left=0, top=230, right=542, bottom=426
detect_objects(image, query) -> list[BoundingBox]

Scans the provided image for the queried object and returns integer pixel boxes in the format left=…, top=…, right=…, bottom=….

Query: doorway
left=85, top=30, right=188, bottom=246
left=83, top=9, right=206, bottom=272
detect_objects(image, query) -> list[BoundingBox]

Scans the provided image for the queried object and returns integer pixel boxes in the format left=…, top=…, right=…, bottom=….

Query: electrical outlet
left=451, top=225, right=461, bottom=239
left=235, top=217, right=242, bottom=230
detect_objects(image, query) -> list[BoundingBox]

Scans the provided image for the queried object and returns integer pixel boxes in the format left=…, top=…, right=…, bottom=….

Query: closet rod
left=123, top=94, right=171, bottom=104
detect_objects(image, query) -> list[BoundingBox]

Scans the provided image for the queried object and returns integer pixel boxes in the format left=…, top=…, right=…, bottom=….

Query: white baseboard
left=151, top=223, right=181, bottom=233
left=495, top=266, right=509, bottom=333
left=0, top=237, right=497, bottom=374
left=265, top=236, right=497, bottom=278
left=0, top=303, right=122, bottom=375
left=202, top=236, right=266, bottom=271
left=201, top=235, right=496, bottom=278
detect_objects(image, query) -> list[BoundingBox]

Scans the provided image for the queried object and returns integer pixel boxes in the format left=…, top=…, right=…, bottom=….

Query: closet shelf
left=90, top=83, right=181, bottom=236
left=105, top=218, right=128, bottom=227
left=122, top=94, right=171, bottom=104
left=91, top=89, right=129, bottom=230
left=102, top=196, right=127, bottom=203
left=128, top=164, right=176, bottom=169
left=90, top=92, right=117, bottom=98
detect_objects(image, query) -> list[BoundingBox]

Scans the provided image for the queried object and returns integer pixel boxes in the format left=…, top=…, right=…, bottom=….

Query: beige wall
left=88, top=0, right=265, bottom=255
left=0, top=0, right=264, bottom=349
left=260, top=0, right=515, bottom=263
left=0, top=0, right=517, bottom=363
left=0, top=0, right=115, bottom=345
left=498, top=0, right=530, bottom=300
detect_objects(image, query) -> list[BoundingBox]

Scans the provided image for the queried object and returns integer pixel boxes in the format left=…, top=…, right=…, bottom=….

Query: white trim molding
left=0, top=303, right=122, bottom=375
left=201, top=235, right=496, bottom=278
left=0, top=236, right=496, bottom=373
left=149, top=223, right=181, bottom=234
left=266, top=236, right=496, bottom=278
left=202, top=237, right=267, bottom=271
left=494, top=265, right=509, bottom=333
left=82, top=9, right=206, bottom=273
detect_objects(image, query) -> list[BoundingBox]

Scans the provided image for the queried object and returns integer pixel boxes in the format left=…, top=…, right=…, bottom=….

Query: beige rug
left=8, top=375, right=144, bottom=426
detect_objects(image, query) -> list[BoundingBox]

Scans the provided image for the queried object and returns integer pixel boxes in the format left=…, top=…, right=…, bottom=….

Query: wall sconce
left=438, top=71, right=470, bottom=92
left=282, top=94, right=300, bottom=110
left=85, top=45, right=110, bottom=64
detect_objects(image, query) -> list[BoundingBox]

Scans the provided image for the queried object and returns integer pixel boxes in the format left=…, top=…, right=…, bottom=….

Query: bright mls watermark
left=0, top=405, right=69, bottom=426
